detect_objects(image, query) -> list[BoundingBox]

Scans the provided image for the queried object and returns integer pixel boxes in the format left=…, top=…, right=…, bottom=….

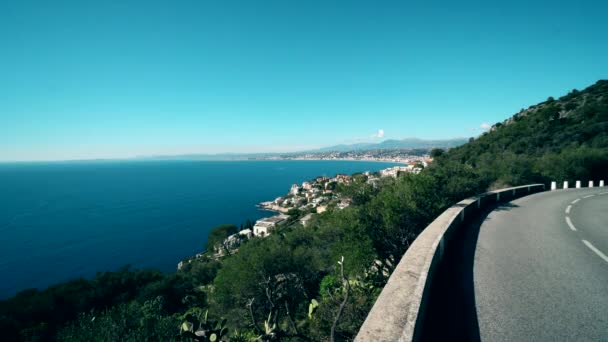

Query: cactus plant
left=179, top=309, right=228, bottom=341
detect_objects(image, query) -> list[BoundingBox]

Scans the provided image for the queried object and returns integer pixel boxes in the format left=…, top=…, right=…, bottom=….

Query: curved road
left=474, top=188, right=608, bottom=341
left=423, top=187, right=608, bottom=341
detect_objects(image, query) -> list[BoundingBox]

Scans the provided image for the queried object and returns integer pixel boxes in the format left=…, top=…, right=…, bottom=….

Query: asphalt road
left=422, top=187, right=608, bottom=341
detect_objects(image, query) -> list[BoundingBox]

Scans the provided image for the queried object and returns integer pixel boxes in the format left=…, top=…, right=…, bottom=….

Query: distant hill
left=136, top=138, right=468, bottom=160
left=437, top=79, right=608, bottom=187
left=311, top=138, right=468, bottom=152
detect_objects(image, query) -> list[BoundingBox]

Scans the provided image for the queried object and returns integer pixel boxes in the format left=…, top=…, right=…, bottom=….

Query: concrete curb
left=355, top=184, right=546, bottom=342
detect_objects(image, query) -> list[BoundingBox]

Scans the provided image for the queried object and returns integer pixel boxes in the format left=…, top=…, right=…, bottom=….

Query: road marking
left=565, top=205, right=572, bottom=214
left=565, top=216, right=577, bottom=231
left=582, top=240, right=608, bottom=264
left=572, top=198, right=580, bottom=204
left=599, top=192, right=608, bottom=195
left=583, top=195, right=595, bottom=199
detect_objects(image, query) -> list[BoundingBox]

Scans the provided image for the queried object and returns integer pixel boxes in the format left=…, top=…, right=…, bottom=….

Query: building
left=317, top=205, right=328, bottom=214
left=290, top=184, right=301, bottom=195
left=239, top=229, right=253, bottom=238
left=312, top=197, right=325, bottom=206
left=335, top=174, right=352, bottom=184
left=302, top=181, right=313, bottom=190
left=253, top=214, right=288, bottom=237
left=380, top=166, right=410, bottom=178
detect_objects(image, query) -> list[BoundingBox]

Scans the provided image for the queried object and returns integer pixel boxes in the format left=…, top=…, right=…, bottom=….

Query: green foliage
left=179, top=256, right=222, bottom=286
left=57, top=297, right=179, bottom=341
left=430, top=148, right=444, bottom=158
left=286, top=208, right=301, bottom=217
left=0, top=267, right=167, bottom=340
left=441, top=80, right=608, bottom=186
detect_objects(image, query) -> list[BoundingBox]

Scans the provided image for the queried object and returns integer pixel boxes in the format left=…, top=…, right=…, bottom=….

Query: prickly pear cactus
left=179, top=309, right=228, bottom=341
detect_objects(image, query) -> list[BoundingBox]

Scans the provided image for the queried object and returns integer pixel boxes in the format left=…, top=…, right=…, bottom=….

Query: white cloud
left=480, top=123, right=492, bottom=131
left=371, top=129, right=385, bottom=139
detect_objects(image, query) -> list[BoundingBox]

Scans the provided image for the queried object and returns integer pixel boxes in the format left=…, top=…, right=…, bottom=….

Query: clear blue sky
left=1, top=0, right=607, bottom=161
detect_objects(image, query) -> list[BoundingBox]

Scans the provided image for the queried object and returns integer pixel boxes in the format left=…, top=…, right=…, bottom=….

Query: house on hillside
left=302, top=181, right=313, bottom=190
left=253, top=214, right=288, bottom=237
left=290, top=184, right=301, bottom=195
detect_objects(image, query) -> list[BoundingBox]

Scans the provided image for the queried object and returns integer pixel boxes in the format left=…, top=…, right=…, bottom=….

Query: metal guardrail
left=355, top=184, right=547, bottom=342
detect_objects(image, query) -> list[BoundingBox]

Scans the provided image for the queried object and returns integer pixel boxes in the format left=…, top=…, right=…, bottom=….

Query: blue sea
left=0, top=160, right=397, bottom=299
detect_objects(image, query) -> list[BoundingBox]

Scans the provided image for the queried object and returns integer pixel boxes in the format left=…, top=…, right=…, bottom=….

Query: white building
left=253, top=221, right=273, bottom=237
left=253, top=215, right=288, bottom=237
left=239, top=229, right=253, bottom=238
left=290, top=184, right=301, bottom=195
left=302, top=181, right=313, bottom=190
left=380, top=166, right=410, bottom=178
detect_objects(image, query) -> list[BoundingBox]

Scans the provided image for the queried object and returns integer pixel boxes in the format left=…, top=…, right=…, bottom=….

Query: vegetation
left=441, top=80, right=608, bottom=188
left=1, top=80, right=606, bottom=341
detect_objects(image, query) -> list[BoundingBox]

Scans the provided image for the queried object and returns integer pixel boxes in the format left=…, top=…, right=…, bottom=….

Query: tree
left=430, top=148, right=444, bottom=158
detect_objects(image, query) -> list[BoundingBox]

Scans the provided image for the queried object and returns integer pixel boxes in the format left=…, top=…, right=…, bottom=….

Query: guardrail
left=355, top=183, right=547, bottom=342
left=551, top=179, right=605, bottom=190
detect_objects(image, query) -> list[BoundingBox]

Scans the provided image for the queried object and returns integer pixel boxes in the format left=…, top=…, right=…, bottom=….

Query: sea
left=0, top=160, right=398, bottom=299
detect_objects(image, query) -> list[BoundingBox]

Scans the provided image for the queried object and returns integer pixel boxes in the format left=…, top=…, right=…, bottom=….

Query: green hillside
left=438, top=79, right=608, bottom=188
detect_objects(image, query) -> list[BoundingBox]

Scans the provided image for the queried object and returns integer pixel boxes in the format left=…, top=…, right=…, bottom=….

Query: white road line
left=565, top=205, right=572, bottom=214
left=565, top=216, right=577, bottom=231
left=583, top=195, right=595, bottom=199
left=582, top=240, right=608, bottom=264
left=572, top=198, right=581, bottom=204
left=599, top=192, right=608, bottom=195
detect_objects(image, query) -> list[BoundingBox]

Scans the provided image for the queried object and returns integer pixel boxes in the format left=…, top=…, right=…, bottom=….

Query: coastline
left=259, top=157, right=408, bottom=165
left=0, top=160, right=410, bottom=298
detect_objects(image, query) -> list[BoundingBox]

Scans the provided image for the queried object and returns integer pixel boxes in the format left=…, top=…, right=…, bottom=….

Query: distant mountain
left=311, top=138, right=468, bottom=152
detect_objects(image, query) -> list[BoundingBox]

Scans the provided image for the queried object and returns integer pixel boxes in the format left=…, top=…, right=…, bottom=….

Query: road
left=422, top=187, right=608, bottom=341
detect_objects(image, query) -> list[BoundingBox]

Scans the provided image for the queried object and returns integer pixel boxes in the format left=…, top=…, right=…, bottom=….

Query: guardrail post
left=551, top=182, right=557, bottom=191
left=576, top=181, right=581, bottom=189
left=589, top=180, right=594, bottom=188
left=563, top=181, right=568, bottom=189
left=601, top=180, right=605, bottom=187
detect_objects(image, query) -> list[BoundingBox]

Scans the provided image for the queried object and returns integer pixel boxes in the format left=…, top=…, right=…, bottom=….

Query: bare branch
left=284, top=301, right=299, bottom=335
left=247, top=298, right=263, bottom=334
left=331, top=257, right=351, bottom=342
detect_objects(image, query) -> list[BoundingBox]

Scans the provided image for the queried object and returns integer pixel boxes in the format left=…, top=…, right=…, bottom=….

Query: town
left=251, top=148, right=431, bottom=165
left=177, top=158, right=432, bottom=270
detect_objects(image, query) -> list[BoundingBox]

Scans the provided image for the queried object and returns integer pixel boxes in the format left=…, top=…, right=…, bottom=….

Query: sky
left=1, top=0, right=607, bottom=161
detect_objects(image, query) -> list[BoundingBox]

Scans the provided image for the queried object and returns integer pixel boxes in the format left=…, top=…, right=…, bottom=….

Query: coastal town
left=252, top=162, right=430, bottom=235
left=251, top=148, right=430, bottom=165
left=178, top=157, right=432, bottom=269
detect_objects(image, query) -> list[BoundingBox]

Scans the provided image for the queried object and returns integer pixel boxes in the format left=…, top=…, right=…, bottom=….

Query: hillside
left=438, top=80, right=608, bottom=188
